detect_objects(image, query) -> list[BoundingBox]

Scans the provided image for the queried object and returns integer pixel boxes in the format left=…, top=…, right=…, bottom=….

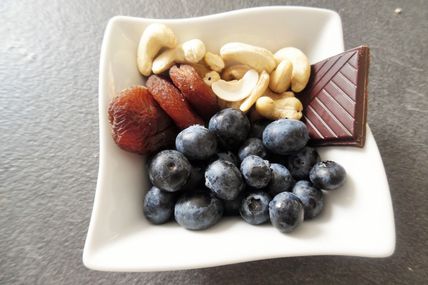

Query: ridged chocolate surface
left=299, top=46, right=370, bottom=147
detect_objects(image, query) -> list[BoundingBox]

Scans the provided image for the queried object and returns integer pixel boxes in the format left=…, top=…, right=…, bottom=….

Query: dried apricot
left=108, top=86, right=176, bottom=154
left=169, top=65, right=218, bottom=119
left=146, top=75, right=204, bottom=129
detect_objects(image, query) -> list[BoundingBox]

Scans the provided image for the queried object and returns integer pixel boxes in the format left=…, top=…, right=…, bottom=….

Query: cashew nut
left=269, top=59, right=293, bottom=93
left=204, top=52, right=225, bottom=72
left=211, top=69, right=259, bottom=102
left=239, top=70, right=270, bottom=112
left=137, top=23, right=178, bottom=76
left=203, top=71, right=221, bottom=86
left=220, top=42, right=277, bottom=73
left=274, top=47, right=310, bottom=92
left=256, top=91, right=303, bottom=120
left=152, top=39, right=206, bottom=74
left=221, top=64, right=251, bottom=81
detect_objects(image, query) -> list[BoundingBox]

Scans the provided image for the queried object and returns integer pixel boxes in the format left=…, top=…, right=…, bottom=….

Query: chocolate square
left=298, top=46, right=370, bottom=147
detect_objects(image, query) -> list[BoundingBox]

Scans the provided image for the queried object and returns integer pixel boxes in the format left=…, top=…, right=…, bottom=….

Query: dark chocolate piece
left=298, top=46, right=369, bottom=147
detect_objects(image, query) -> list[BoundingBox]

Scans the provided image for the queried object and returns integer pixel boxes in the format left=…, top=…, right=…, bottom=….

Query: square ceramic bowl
left=83, top=6, right=395, bottom=272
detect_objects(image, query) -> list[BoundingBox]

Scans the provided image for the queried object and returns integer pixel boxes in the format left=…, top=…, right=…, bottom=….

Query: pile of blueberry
left=143, top=108, right=346, bottom=233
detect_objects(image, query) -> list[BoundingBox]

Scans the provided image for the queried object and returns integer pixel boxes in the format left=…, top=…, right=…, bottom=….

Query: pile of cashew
left=274, top=47, right=311, bottom=93
left=151, top=39, right=206, bottom=74
left=136, top=23, right=309, bottom=120
left=137, top=24, right=178, bottom=76
left=137, top=24, right=213, bottom=76
left=210, top=42, right=310, bottom=119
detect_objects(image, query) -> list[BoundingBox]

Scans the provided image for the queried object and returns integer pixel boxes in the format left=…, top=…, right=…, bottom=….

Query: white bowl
left=83, top=6, right=395, bottom=272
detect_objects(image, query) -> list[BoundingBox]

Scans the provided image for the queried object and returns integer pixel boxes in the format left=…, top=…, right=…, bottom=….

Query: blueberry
left=223, top=191, right=245, bottom=216
left=182, top=162, right=206, bottom=191
left=143, top=186, right=176, bottom=224
left=174, top=191, right=223, bottom=230
left=269, top=192, right=304, bottom=233
left=175, top=125, right=217, bottom=160
left=292, top=180, right=324, bottom=219
left=249, top=119, right=271, bottom=139
left=208, top=108, right=250, bottom=150
left=263, top=119, right=309, bottom=155
left=267, top=163, right=295, bottom=196
left=240, top=191, right=271, bottom=225
left=238, top=138, right=267, bottom=161
left=149, top=150, right=191, bottom=192
left=205, top=159, right=244, bottom=200
left=286, top=147, right=320, bottom=180
left=240, top=155, right=272, bottom=189
left=211, top=151, right=239, bottom=166
left=309, top=161, right=346, bottom=190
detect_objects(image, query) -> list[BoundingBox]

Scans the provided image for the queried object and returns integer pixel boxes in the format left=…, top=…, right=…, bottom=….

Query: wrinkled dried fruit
left=146, top=75, right=204, bottom=129
left=108, top=86, right=176, bottom=154
left=169, top=65, right=219, bottom=119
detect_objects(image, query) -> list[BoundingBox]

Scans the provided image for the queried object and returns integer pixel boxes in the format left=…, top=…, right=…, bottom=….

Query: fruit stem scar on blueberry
left=240, top=155, right=271, bottom=189
left=149, top=150, right=191, bottom=192
left=249, top=198, right=261, bottom=211
left=167, top=162, right=175, bottom=170
left=240, top=191, right=270, bottom=225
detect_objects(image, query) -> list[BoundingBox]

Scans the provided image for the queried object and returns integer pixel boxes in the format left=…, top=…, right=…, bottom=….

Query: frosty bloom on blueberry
left=240, top=155, right=272, bottom=189
left=143, top=186, right=176, bottom=224
left=240, top=191, right=271, bottom=225
left=176, top=125, right=217, bottom=160
left=292, top=180, right=324, bottom=219
left=208, top=108, right=250, bottom=150
left=149, top=150, right=191, bottom=192
left=269, top=192, right=304, bottom=233
left=267, top=163, right=295, bottom=196
left=310, top=161, right=346, bottom=190
left=263, top=119, right=309, bottom=155
left=174, top=191, right=223, bottom=230
left=205, top=159, right=244, bottom=200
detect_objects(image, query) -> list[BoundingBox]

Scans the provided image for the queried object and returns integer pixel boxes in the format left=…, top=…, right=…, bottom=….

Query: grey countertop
left=1, top=0, right=427, bottom=284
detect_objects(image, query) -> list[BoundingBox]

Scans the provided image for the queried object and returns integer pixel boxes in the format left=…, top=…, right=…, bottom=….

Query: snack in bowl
left=83, top=8, right=397, bottom=272
left=102, top=22, right=373, bottom=234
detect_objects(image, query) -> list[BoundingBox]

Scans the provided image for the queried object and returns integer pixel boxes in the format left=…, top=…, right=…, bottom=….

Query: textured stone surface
left=1, top=0, right=427, bottom=284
